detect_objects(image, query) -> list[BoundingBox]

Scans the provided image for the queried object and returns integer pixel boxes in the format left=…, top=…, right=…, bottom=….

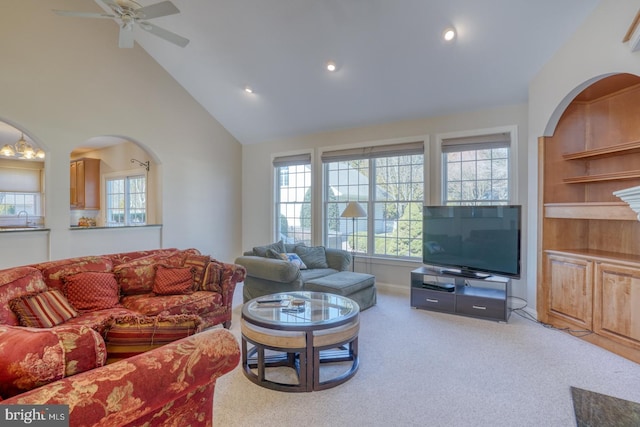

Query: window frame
left=321, top=139, right=426, bottom=260
left=103, top=169, right=147, bottom=227
left=273, top=152, right=313, bottom=246
left=0, top=160, right=44, bottom=221
left=436, top=126, right=518, bottom=206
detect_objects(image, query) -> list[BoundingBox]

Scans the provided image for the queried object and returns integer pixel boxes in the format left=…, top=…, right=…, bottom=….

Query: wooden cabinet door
left=70, top=158, right=100, bottom=210
left=82, top=159, right=100, bottom=209
left=594, top=262, right=640, bottom=350
left=70, top=161, right=78, bottom=207
left=76, top=159, right=86, bottom=208
left=545, top=253, right=593, bottom=329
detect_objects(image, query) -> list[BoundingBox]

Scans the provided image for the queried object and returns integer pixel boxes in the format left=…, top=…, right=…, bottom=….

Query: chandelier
left=0, top=133, right=45, bottom=159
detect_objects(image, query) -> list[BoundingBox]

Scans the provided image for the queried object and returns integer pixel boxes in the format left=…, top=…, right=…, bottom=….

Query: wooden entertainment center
left=538, top=73, right=640, bottom=364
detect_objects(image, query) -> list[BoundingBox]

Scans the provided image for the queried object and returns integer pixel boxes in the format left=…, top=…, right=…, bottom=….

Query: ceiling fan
left=53, top=0, right=189, bottom=48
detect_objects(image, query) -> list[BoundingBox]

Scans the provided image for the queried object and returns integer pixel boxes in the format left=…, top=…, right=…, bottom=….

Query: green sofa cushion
left=294, top=246, right=329, bottom=269
left=252, top=240, right=286, bottom=257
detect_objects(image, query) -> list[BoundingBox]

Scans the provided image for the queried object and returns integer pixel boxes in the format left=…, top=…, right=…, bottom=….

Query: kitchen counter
left=0, top=227, right=49, bottom=232
left=69, top=224, right=162, bottom=230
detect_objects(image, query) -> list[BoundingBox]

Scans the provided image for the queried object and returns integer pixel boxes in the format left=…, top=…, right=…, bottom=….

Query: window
left=322, top=142, right=424, bottom=259
left=0, top=193, right=40, bottom=217
left=273, top=153, right=312, bottom=245
left=441, top=132, right=511, bottom=205
left=0, top=162, right=43, bottom=223
left=105, top=175, right=146, bottom=226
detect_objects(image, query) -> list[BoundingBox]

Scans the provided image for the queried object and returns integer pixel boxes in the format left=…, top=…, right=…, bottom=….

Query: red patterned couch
left=0, top=248, right=246, bottom=425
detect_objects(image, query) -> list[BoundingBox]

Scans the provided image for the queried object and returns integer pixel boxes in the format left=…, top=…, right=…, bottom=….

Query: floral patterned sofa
left=0, top=248, right=246, bottom=425
left=0, top=328, right=240, bottom=426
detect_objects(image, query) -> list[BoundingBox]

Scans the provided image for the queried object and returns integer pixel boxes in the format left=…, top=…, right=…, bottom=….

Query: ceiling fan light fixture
left=443, top=27, right=456, bottom=42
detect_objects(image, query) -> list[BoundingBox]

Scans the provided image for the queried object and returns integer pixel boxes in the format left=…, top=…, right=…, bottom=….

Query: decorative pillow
left=275, top=252, right=308, bottom=269
left=104, top=314, right=202, bottom=363
left=183, top=254, right=211, bottom=289
left=265, top=248, right=282, bottom=259
left=62, top=272, right=121, bottom=311
left=0, top=324, right=106, bottom=398
left=253, top=240, right=286, bottom=258
left=294, top=245, right=329, bottom=269
left=35, top=256, right=114, bottom=292
left=152, top=265, right=195, bottom=295
left=200, top=261, right=223, bottom=293
left=114, top=252, right=185, bottom=296
left=9, top=290, right=78, bottom=328
left=0, top=267, right=49, bottom=326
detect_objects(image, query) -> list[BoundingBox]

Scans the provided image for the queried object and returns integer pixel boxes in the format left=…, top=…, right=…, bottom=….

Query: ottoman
left=304, top=271, right=376, bottom=310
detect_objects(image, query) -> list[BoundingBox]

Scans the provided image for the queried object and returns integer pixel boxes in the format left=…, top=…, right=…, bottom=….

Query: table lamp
left=340, top=201, right=367, bottom=271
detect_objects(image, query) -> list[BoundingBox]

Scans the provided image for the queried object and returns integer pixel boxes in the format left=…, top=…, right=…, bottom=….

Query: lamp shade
left=340, top=201, right=367, bottom=218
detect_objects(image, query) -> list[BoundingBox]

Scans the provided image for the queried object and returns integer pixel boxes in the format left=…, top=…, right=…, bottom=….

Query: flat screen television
left=423, top=205, right=521, bottom=279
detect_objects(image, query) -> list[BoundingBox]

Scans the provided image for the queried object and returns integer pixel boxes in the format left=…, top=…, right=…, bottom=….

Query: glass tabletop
left=242, top=291, right=359, bottom=330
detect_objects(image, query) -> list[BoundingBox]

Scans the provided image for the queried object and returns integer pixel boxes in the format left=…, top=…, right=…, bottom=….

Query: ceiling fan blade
left=119, top=26, right=135, bottom=48
left=139, top=22, right=189, bottom=47
left=136, top=1, right=180, bottom=20
left=52, top=10, right=115, bottom=19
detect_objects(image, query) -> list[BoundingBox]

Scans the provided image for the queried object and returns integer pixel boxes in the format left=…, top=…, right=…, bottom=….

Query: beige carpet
left=213, top=285, right=640, bottom=426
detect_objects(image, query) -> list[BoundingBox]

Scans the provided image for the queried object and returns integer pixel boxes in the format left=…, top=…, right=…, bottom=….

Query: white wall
left=0, top=0, right=242, bottom=265
left=527, top=0, right=640, bottom=313
left=242, top=104, right=529, bottom=298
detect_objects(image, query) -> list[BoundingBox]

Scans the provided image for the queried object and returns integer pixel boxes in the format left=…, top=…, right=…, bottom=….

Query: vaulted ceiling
left=73, top=1, right=601, bottom=145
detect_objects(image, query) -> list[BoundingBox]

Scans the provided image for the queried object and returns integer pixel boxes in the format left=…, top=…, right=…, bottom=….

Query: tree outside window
left=274, top=154, right=312, bottom=245
left=323, top=143, right=424, bottom=259
left=442, top=132, right=511, bottom=205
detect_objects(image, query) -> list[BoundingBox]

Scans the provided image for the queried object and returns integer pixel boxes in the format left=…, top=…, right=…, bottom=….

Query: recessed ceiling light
left=244, top=86, right=253, bottom=94
left=326, top=61, right=337, bottom=72
left=443, top=27, right=456, bottom=42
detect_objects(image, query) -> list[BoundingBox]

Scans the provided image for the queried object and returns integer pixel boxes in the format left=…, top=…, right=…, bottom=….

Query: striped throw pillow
left=10, top=290, right=78, bottom=328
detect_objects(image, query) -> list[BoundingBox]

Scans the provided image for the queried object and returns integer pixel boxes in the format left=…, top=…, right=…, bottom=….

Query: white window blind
left=0, top=165, right=42, bottom=192
left=321, top=141, right=424, bottom=163
left=273, top=153, right=311, bottom=167
left=441, top=133, right=510, bottom=153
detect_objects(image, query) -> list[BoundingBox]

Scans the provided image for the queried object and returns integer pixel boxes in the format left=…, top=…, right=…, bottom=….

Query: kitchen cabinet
left=70, top=158, right=100, bottom=210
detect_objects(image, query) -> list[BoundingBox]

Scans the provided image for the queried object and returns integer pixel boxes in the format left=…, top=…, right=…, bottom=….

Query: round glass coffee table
left=241, top=291, right=360, bottom=392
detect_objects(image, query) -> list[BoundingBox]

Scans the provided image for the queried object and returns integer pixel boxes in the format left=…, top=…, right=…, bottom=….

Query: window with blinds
left=441, top=132, right=511, bottom=205
left=322, top=141, right=424, bottom=259
left=0, top=161, right=43, bottom=217
left=273, top=153, right=312, bottom=245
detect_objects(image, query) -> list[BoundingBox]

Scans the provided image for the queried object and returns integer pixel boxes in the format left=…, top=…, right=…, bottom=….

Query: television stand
left=410, top=266, right=510, bottom=322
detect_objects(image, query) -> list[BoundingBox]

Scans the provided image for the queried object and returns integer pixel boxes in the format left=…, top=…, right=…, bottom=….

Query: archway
left=70, top=136, right=160, bottom=228
left=0, top=121, right=46, bottom=228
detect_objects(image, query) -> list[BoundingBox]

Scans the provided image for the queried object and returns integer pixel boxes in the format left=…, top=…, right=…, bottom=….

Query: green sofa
left=235, top=241, right=377, bottom=310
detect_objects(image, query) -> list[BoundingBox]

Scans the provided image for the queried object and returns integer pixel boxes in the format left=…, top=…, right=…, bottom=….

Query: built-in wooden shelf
left=544, top=202, right=637, bottom=220
left=562, top=140, right=640, bottom=160
left=563, top=170, right=640, bottom=184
